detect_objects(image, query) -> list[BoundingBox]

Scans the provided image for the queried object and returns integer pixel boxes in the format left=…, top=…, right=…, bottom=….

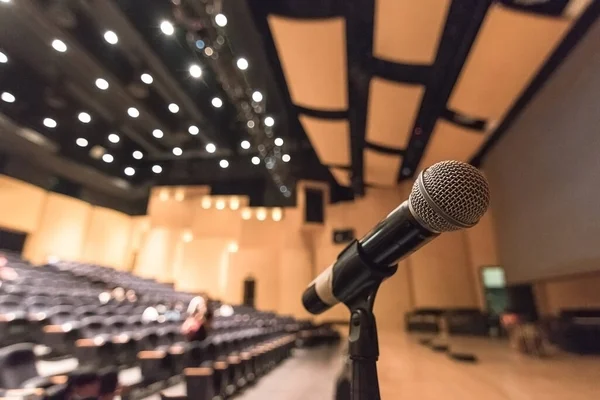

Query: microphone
left=302, top=160, right=490, bottom=314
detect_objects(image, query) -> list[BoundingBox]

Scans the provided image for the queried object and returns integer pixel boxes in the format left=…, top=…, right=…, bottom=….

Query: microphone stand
left=346, top=288, right=382, bottom=400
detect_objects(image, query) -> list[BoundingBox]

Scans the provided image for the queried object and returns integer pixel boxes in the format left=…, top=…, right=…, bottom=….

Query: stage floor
left=154, top=332, right=600, bottom=400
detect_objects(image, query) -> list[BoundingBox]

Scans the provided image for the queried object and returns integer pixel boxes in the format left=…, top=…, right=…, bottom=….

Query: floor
left=37, top=333, right=600, bottom=400
left=154, top=332, right=600, bottom=400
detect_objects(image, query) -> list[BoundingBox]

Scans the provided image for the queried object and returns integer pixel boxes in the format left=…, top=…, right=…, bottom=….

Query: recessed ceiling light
left=127, top=107, right=139, bottom=118
left=188, top=125, right=199, bottom=135
left=95, top=78, right=109, bottom=90
left=76, top=138, right=88, bottom=147
left=215, top=13, right=227, bottom=27
left=274, top=137, right=283, bottom=146
left=1, top=92, right=15, bottom=103
left=247, top=120, right=255, bottom=129
left=265, top=116, right=274, bottom=127
left=168, top=103, right=179, bottom=113
left=160, top=20, right=174, bottom=36
left=102, top=153, right=114, bottom=163
left=240, top=140, right=250, bottom=150
left=0, top=51, right=7, bottom=64
left=211, top=97, right=222, bottom=108
left=132, top=150, right=143, bottom=160
left=104, top=30, right=118, bottom=45
left=189, top=64, right=202, bottom=78
left=152, top=129, right=164, bottom=138
left=282, top=154, right=290, bottom=162
left=252, top=91, right=262, bottom=102
left=236, top=58, right=248, bottom=70
left=204, top=47, right=214, bottom=56
left=172, top=147, right=182, bottom=156
left=251, top=156, right=260, bottom=165
left=43, top=118, right=57, bottom=128
left=141, top=73, right=153, bottom=84
left=205, top=143, right=216, bottom=153
left=152, top=165, right=162, bottom=174
left=219, top=159, right=229, bottom=168
left=78, top=112, right=91, bottom=124
left=51, top=39, right=67, bottom=53
left=124, top=167, right=135, bottom=176
left=108, top=133, right=120, bottom=143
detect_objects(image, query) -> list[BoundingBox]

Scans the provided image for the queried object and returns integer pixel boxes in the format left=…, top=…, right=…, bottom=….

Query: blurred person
left=0, top=254, right=18, bottom=281
left=181, top=295, right=213, bottom=342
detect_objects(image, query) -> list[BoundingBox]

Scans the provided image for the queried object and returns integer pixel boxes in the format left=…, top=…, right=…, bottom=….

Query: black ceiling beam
left=344, top=0, right=375, bottom=197
left=370, top=59, right=431, bottom=85
left=397, top=0, right=492, bottom=180
left=471, top=1, right=600, bottom=167
left=365, top=141, right=404, bottom=156
left=441, top=108, right=487, bottom=132
left=245, top=0, right=337, bottom=187
left=295, top=106, right=348, bottom=120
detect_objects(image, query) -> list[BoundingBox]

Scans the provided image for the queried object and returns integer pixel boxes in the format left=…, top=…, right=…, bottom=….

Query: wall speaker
left=304, top=188, right=324, bottom=224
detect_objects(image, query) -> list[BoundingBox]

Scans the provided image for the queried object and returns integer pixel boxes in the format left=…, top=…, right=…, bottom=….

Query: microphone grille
left=409, top=160, right=490, bottom=232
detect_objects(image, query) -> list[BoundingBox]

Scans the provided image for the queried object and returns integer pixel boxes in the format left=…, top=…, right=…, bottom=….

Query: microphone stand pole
left=346, top=285, right=383, bottom=400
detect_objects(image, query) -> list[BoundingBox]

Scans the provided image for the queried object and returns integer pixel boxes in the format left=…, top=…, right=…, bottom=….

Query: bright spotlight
left=252, top=91, right=262, bottom=102
left=189, top=64, right=202, bottom=78
left=104, top=31, right=119, bottom=45
left=51, top=39, right=67, bottom=53
left=236, top=58, right=249, bottom=70
left=160, top=21, right=175, bottom=36
left=215, top=14, right=227, bottom=27
left=95, top=78, right=109, bottom=90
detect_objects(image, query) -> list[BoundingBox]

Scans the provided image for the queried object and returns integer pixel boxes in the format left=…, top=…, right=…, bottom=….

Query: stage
left=148, top=332, right=600, bottom=400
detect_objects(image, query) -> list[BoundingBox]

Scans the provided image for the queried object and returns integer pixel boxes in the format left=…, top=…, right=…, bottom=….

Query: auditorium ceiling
left=0, top=0, right=597, bottom=208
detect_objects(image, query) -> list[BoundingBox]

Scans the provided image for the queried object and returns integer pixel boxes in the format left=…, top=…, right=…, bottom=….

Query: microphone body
left=302, top=160, right=491, bottom=315
left=302, top=201, right=437, bottom=314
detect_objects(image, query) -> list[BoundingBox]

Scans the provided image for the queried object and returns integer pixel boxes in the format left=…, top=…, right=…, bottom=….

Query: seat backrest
left=48, top=306, right=76, bottom=324
left=0, top=295, right=22, bottom=313
left=80, top=316, right=108, bottom=338
left=0, top=343, right=39, bottom=389
left=104, top=316, right=129, bottom=334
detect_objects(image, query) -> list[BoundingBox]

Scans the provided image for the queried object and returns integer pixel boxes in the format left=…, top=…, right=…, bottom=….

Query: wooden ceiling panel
left=364, top=149, right=402, bottom=186
left=268, top=16, right=348, bottom=110
left=366, top=77, right=424, bottom=148
left=330, top=167, right=351, bottom=187
left=449, top=4, right=572, bottom=120
left=419, top=120, right=488, bottom=170
left=374, top=0, right=451, bottom=64
left=299, top=115, right=351, bottom=166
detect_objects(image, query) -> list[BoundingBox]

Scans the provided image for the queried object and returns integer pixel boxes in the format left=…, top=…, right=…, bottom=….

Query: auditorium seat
left=0, top=343, right=63, bottom=390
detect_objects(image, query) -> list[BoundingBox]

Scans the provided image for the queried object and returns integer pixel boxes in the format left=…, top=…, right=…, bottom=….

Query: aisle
left=155, top=345, right=344, bottom=400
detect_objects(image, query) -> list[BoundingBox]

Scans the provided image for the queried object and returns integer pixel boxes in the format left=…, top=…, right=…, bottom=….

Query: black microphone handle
left=302, top=201, right=438, bottom=314
left=359, top=201, right=438, bottom=267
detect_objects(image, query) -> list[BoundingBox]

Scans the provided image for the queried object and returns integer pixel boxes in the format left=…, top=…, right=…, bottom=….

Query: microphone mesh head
left=409, top=160, right=490, bottom=232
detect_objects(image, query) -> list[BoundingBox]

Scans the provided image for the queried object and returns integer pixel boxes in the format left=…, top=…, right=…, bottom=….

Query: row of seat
left=0, top=252, right=341, bottom=399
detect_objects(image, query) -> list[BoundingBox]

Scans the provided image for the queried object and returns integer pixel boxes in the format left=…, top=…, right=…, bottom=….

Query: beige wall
left=0, top=175, right=47, bottom=234
left=23, top=193, right=92, bottom=264
left=0, top=175, right=134, bottom=269
left=535, top=272, right=600, bottom=315
left=81, top=207, right=132, bottom=270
